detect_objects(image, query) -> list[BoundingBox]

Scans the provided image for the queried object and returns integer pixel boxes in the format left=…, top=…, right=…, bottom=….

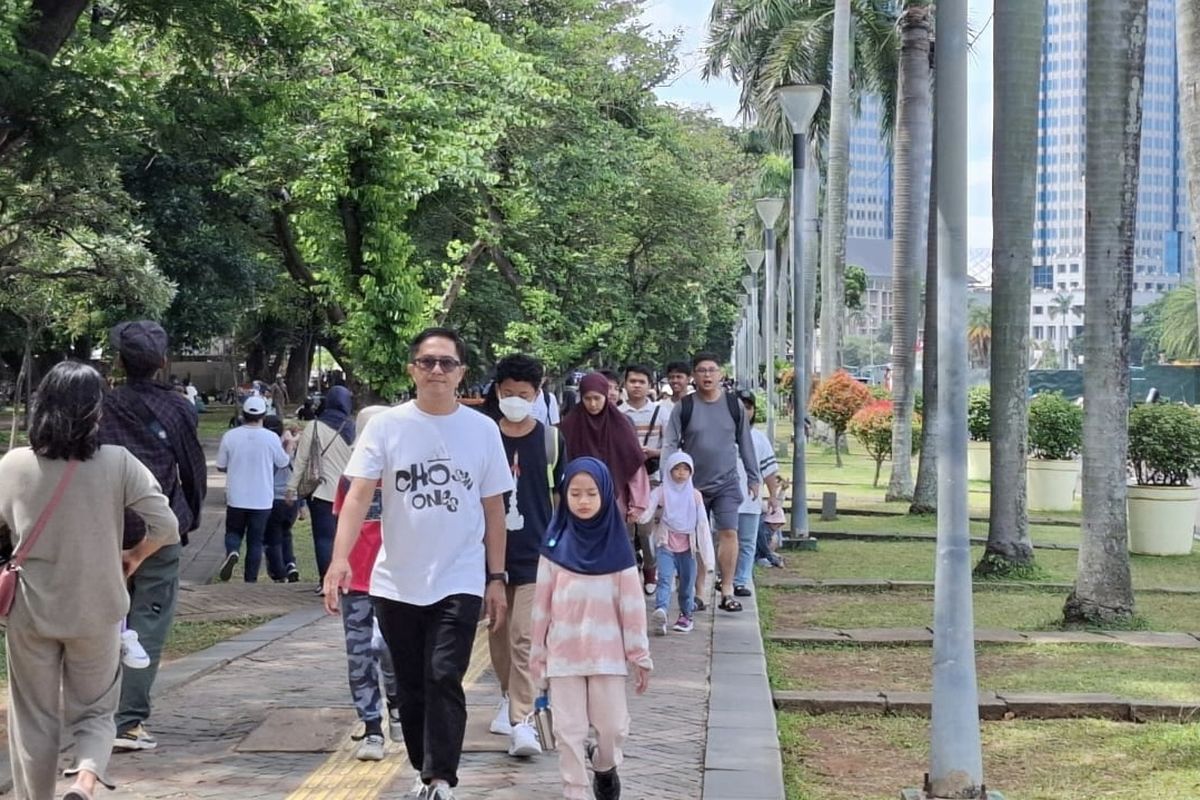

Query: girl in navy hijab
left=529, top=457, right=651, bottom=800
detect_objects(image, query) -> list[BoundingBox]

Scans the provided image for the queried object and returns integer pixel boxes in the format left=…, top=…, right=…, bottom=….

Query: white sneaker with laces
left=428, top=783, right=456, bottom=800
left=409, top=778, right=430, bottom=797
left=508, top=720, right=542, bottom=757
left=643, top=581, right=656, bottom=595
left=121, top=628, right=151, bottom=669
left=489, top=695, right=512, bottom=735
left=651, top=607, right=668, bottom=636
left=354, top=733, right=385, bottom=761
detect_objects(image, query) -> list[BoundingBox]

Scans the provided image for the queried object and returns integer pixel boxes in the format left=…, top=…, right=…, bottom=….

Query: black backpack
left=679, top=392, right=745, bottom=445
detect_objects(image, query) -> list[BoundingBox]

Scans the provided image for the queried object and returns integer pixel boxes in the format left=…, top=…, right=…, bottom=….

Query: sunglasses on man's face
left=411, top=356, right=463, bottom=373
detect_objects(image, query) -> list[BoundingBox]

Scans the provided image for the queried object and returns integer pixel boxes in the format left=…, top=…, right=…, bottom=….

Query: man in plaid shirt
left=99, top=321, right=207, bottom=753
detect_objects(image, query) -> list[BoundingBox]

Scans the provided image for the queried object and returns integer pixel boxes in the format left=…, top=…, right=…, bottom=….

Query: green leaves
left=1128, top=403, right=1200, bottom=487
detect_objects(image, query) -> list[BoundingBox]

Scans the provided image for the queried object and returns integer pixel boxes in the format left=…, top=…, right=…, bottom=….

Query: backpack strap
left=680, top=394, right=694, bottom=435
left=543, top=423, right=559, bottom=497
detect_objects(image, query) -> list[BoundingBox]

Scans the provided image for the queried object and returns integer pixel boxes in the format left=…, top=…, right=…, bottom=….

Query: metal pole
left=791, top=133, right=810, bottom=538
left=928, top=0, right=985, bottom=795
left=763, top=227, right=777, bottom=445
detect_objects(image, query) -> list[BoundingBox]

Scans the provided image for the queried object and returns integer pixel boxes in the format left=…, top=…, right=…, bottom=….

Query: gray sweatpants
left=116, top=543, right=181, bottom=733
left=340, top=591, right=398, bottom=722
left=6, top=607, right=121, bottom=798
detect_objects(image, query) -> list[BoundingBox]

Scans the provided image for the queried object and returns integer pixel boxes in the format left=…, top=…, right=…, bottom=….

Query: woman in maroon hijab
left=559, top=372, right=651, bottom=521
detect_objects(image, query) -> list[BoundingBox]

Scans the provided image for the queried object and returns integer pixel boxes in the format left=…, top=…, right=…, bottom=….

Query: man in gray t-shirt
left=662, top=354, right=760, bottom=612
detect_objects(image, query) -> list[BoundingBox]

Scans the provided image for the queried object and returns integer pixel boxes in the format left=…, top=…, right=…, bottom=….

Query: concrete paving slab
left=773, top=690, right=887, bottom=715
left=462, top=712, right=510, bottom=753
left=704, top=766, right=785, bottom=800
left=769, top=628, right=853, bottom=643
left=711, top=651, right=769, bottom=675
left=1129, top=701, right=1200, bottom=723
left=997, top=692, right=1131, bottom=720
left=844, top=627, right=933, bottom=645
left=973, top=628, right=1030, bottom=644
left=235, top=708, right=358, bottom=752
left=1106, top=631, right=1200, bottom=649
left=1024, top=631, right=1120, bottom=645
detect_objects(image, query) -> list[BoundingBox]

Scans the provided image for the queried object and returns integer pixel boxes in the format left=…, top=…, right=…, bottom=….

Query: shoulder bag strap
left=643, top=404, right=661, bottom=446
left=319, top=421, right=348, bottom=458
left=11, top=460, right=79, bottom=569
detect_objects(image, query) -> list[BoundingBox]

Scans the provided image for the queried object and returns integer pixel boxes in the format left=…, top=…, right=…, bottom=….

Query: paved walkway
left=759, top=575, right=1200, bottom=596
left=769, top=626, right=1200, bottom=648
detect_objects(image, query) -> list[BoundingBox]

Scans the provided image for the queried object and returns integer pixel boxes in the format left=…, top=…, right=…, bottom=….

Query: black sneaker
left=113, top=723, right=157, bottom=751
left=218, top=552, right=239, bottom=582
left=286, top=562, right=300, bottom=583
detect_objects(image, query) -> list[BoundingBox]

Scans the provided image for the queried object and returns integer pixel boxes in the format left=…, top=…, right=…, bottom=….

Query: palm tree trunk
left=820, top=0, right=852, bottom=378
left=1063, top=0, right=1147, bottom=626
left=911, top=72, right=938, bottom=516
left=886, top=6, right=933, bottom=502
left=977, top=0, right=1044, bottom=576
left=1180, top=1, right=1200, bottom=342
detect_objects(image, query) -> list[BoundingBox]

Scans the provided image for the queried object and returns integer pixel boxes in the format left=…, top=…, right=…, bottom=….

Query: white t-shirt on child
left=344, top=401, right=513, bottom=606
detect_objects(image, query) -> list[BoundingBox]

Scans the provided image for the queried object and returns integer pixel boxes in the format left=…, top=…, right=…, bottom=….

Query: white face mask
left=498, top=396, right=533, bottom=422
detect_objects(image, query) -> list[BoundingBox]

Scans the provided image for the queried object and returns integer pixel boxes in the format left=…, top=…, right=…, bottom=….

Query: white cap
left=243, top=396, right=267, bottom=415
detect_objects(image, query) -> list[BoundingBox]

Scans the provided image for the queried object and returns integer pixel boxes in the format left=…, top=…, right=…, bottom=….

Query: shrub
left=869, top=385, right=891, bottom=401
left=967, top=385, right=990, bottom=442
left=848, top=400, right=922, bottom=487
left=1027, top=392, right=1082, bottom=460
left=810, top=371, right=873, bottom=466
left=1128, top=403, right=1200, bottom=486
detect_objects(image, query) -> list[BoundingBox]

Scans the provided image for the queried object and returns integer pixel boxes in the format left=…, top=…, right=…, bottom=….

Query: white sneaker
left=428, top=784, right=456, bottom=800
left=354, top=733, right=385, bottom=761
left=643, top=581, right=657, bottom=595
left=489, top=695, right=512, bottom=735
left=508, top=720, right=542, bottom=757
left=651, top=607, right=668, bottom=636
left=121, top=629, right=151, bottom=669
left=387, top=707, right=403, bottom=743
left=409, top=778, right=430, bottom=797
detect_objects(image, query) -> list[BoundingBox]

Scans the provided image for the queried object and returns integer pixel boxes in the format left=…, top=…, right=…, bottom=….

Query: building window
left=1033, top=326, right=1044, bottom=339
left=1033, top=306, right=1044, bottom=315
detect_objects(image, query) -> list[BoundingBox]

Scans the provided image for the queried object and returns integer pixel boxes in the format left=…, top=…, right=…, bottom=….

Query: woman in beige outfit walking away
left=0, top=362, right=179, bottom=800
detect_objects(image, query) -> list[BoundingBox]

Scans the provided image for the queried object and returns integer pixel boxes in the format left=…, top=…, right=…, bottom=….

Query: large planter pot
left=1128, top=485, right=1199, bottom=556
left=1026, top=458, right=1079, bottom=511
left=968, top=441, right=991, bottom=482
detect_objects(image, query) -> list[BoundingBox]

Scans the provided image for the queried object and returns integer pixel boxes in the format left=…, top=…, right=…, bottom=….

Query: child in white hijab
left=638, top=452, right=714, bottom=634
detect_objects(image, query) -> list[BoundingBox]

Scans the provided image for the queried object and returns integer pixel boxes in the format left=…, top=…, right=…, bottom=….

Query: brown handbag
left=0, top=460, right=78, bottom=619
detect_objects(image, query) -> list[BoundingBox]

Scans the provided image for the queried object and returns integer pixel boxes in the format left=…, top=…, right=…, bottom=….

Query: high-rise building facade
left=1030, top=0, right=1188, bottom=366
left=845, top=94, right=897, bottom=345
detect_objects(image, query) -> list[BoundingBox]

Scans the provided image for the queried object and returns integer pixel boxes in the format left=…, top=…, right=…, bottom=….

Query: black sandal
left=694, top=597, right=707, bottom=612
left=719, top=595, right=743, bottom=612
left=734, top=585, right=752, bottom=598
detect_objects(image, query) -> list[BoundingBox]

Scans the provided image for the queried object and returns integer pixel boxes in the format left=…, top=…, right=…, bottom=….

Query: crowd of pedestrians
left=0, top=319, right=788, bottom=800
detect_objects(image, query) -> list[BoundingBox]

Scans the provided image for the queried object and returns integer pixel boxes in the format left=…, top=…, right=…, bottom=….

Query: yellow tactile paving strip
left=285, top=624, right=490, bottom=800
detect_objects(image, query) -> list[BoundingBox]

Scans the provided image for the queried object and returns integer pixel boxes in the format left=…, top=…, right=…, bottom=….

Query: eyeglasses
left=694, top=367, right=720, bottom=375
left=412, top=356, right=463, bottom=373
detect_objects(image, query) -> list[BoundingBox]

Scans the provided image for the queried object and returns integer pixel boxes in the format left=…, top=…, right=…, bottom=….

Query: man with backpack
left=485, top=354, right=566, bottom=758
left=662, top=353, right=760, bottom=613
left=621, top=364, right=666, bottom=595
left=100, top=321, right=207, bottom=752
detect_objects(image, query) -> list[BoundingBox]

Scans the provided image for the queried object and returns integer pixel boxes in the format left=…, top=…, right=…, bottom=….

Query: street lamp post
left=756, top=198, right=785, bottom=448
left=738, top=293, right=751, bottom=387
left=744, top=251, right=765, bottom=390
left=779, top=83, right=823, bottom=542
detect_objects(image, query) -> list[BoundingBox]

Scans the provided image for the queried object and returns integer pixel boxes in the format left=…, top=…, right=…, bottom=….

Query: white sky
left=640, top=0, right=996, bottom=250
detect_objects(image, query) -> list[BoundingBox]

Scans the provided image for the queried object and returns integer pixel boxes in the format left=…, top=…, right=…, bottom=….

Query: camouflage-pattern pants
left=340, top=591, right=398, bottom=722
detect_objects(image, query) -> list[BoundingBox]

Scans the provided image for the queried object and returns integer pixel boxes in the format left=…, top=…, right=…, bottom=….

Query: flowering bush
left=848, top=400, right=922, bottom=487
left=810, top=370, right=872, bottom=466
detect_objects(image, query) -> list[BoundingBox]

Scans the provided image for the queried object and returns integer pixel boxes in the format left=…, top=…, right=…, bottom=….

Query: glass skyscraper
left=1030, top=0, right=1188, bottom=360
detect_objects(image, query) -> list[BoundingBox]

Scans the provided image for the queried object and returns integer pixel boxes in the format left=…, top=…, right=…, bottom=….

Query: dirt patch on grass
left=800, top=721, right=918, bottom=796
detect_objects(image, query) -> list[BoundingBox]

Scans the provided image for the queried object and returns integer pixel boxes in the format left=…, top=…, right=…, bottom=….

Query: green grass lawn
left=807, top=513, right=1081, bottom=548
left=761, top=585, right=1200, bottom=632
left=769, top=642, right=1200, bottom=702
left=778, top=712, right=1200, bottom=800
left=775, top=539, right=1200, bottom=590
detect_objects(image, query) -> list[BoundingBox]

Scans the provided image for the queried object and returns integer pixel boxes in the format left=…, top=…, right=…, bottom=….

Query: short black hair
left=692, top=352, right=721, bottom=369
left=737, top=389, right=757, bottom=423
left=665, top=361, right=691, bottom=376
left=29, top=361, right=105, bottom=461
left=599, top=369, right=620, bottom=384
left=494, top=354, right=544, bottom=391
left=263, top=415, right=284, bottom=436
left=243, top=411, right=266, bottom=424
left=624, top=364, right=653, bottom=383
left=410, top=327, right=467, bottom=363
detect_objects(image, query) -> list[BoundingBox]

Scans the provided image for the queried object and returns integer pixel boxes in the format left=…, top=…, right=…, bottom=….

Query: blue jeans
left=225, top=507, right=271, bottom=582
left=308, top=497, right=337, bottom=581
left=654, top=546, right=696, bottom=618
left=735, top=512, right=761, bottom=588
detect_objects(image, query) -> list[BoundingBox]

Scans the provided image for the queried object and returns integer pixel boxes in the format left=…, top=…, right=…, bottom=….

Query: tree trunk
left=911, top=69, right=939, bottom=516
left=977, top=0, right=1044, bottom=577
left=284, top=338, right=314, bottom=406
left=246, top=342, right=267, bottom=383
left=1064, top=0, right=1147, bottom=626
left=820, top=0, right=852, bottom=379
left=886, top=7, right=933, bottom=502
left=1178, top=0, right=1200, bottom=333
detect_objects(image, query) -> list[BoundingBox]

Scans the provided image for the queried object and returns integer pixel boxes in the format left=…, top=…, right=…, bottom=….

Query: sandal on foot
left=719, top=595, right=743, bottom=612
left=63, top=787, right=94, bottom=800
left=733, top=585, right=752, bottom=597
left=694, top=597, right=707, bottom=612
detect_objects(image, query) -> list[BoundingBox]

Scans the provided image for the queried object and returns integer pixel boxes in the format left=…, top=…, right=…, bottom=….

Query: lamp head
left=741, top=276, right=755, bottom=293
left=744, top=250, right=765, bottom=274
left=755, top=198, right=785, bottom=229
left=779, top=84, right=824, bottom=132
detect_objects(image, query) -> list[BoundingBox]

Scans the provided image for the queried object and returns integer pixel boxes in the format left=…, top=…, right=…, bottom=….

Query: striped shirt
left=738, top=429, right=780, bottom=514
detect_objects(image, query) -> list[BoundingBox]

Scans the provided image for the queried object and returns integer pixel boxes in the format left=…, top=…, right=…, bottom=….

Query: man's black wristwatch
left=487, top=571, right=509, bottom=585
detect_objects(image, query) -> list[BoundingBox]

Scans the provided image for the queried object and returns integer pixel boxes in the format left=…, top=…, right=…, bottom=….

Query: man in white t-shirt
left=325, top=327, right=512, bottom=800
left=733, top=390, right=781, bottom=597
left=215, top=395, right=291, bottom=582
left=530, top=380, right=560, bottom=427
left=621, top=364, right=666, bottom=595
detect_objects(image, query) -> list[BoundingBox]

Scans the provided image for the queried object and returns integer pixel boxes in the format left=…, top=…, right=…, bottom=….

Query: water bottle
left=533, top=693, right=556, bottom=751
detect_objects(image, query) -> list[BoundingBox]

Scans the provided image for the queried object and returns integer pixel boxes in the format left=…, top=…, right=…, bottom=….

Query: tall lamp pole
left=744, top=251, right=765, bottom=390
left=738, top=293, right=751, bottom=386
left=756, top=198, right=786, bottom=448
left=779, top=83, right=823, bottom=542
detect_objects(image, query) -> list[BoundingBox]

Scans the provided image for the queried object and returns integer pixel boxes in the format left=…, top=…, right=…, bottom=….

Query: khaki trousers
left=549, top=675, right=629, bottom=800
left=6, top=609, right=121, bottom=799
left=486, top=583, right=537, bottom=724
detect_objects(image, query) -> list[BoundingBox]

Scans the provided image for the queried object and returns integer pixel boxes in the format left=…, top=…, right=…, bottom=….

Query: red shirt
left=333, top=476, right=383, bottom=594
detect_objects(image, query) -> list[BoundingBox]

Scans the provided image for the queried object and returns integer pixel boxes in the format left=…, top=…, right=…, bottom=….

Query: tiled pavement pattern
left=103, top=595, right=717, bottom=799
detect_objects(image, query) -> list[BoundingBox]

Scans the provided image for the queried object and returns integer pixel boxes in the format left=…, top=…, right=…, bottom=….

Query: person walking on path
left=287, top=384, right=355, bottom=588
left=530, top=457, right=652, bottom=800
left=324, top=327, right=512, bottom=800
left=620, top=364, right=665, bottom=596
left=659, top=361, right=692, bottom=417
left=732, top=391, right=781, bottom=597
left=262, top=416, right=301, bottom=583
left=331, top=405, right=401, bottom=762
left=638, top=452, right=714, bottom=635
left=559, top=373, right=649, bottom=523
left=99, top=321, right=206, bottom=753
left=486, top=354, right=566, bottom=758
left=216, top=396, right=290, bottom=582
left=0, top=362, right=179, bottom=800
left=662, top=353, right=759, bottom=613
